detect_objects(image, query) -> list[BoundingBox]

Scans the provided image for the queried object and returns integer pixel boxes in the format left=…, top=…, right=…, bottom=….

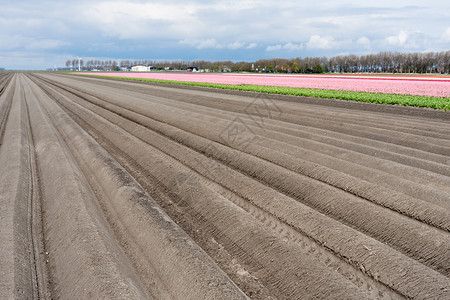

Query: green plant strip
left=70, top=73, right=450, bottom=110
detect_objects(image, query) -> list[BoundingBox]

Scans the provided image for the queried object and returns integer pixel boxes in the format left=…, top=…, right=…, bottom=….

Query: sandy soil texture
left=0, top=71, right=449, bottom=299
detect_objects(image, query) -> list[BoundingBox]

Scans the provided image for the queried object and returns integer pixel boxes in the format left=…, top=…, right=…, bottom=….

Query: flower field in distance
left=79, top=72, right=450, bottom=98
left=76, top=72, right=450, bottom=110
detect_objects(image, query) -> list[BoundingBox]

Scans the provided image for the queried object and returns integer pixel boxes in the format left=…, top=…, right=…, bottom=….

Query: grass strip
left=69, top=73, right=450, bottom=110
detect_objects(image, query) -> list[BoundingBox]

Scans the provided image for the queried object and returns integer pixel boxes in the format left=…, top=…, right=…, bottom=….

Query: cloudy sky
left=1, top=0, right=449, bottom=69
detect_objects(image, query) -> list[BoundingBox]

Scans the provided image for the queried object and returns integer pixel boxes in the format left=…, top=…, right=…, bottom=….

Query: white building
left=131, top=65, right=150, bottom=72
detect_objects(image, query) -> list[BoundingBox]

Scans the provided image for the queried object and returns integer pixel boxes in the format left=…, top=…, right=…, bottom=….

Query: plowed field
left=1, top=72, right=449, bottom=299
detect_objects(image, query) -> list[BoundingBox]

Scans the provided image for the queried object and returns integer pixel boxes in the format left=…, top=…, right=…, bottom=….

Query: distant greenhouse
left=131, top=65, right=156, bottom=72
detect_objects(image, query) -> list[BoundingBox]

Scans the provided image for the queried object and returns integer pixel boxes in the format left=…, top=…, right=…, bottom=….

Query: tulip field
left=79, top=72, right=450, bottom=97
left=77, top=72, right=450, bottom=109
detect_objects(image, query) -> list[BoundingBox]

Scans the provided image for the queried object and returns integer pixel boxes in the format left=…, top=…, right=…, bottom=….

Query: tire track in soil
left=0, top=73, right=49, bottom=299
left=20, top=74, right=150, bottom=299
left=0, top=73, right=15, bottom=146
left=30, top=71, right=450, bottom=298
left=22, top=75, right=53, bottom=299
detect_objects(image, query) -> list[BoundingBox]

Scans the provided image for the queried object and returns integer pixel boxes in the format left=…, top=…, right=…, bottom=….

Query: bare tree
left=66, top=50, right=449, bottom=74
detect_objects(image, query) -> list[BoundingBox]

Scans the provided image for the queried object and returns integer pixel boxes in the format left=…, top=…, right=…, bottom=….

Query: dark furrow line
left=13, top=79, right=36, bottom=299
left=0, top=75, right=15, bottom=146
left=22, top=78, right=53, bottom=299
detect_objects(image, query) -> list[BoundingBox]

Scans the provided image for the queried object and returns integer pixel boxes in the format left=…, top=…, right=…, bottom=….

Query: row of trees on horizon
left=66, top=50, right=450, bottom=74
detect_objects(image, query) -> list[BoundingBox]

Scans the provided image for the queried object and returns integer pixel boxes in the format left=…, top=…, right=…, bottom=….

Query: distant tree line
left=66, top=50, right=450, bottom=74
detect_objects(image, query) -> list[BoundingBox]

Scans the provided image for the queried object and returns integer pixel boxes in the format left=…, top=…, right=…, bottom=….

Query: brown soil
left=1, top=71, right=449, bottom=299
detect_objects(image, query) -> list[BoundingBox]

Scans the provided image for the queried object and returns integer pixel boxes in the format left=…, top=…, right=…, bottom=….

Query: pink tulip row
left=80, top=72, right=450, bottom=97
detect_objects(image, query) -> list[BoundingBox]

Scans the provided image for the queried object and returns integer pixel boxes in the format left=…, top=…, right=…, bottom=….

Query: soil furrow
left=60, top=76, right=450, bottom=154
left=33, top=75, right=377, bottom=299
left=54, top=77, right=450, bottom=209
left=3, top=72, right=449, bottom=300
left=0, top=74, right=15, bottom=146
left=52, top=73, right=450, bottom=135
left=35, top=73, right=450, bottom=179
left=32, top=74, right=450, bottom=199
left=22, top=75, right=53, bottom=299
left=33, top=74, right=450, bottom=275
left=21, top=74, right=149, bottom=299
left=30, top=74, right=249, bottom=300
left=31, top=73, right=450, bottom=298
left=40, top=77, right=450, bottom=229
left=0, top=74, right=37, bottom=299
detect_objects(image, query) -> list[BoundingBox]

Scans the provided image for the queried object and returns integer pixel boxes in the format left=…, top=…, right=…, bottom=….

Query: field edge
left=68, top=73, right=450, bottom=110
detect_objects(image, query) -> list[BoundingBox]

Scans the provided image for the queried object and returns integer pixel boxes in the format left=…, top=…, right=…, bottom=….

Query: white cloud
left=227, top=41, right=245, bottom=50
left=179, top=38, right=218, bottom=49
left=178, top=39, right=198, bottom=47
left=266, top=42, right=303, bottom=51
left=179, top=39, right=249, bottom=50
left=83, top=1, right=200, bottom=39
left=306, top=35, right=333, bottom=49
left=386, top=30, right=408, bottom=46
left=0, top=35, right=70, bottom=51
left=356, top=36, right=370, bottom=46
left=282, top=42, right=304, bottom=50
left=197, top=39, right=220, bottom=49
left=441, top=27, right=450, bottom=43
left=27, top=39, right=71, bottom=51
left=85, top=2, right=196, bottom=23
left=266, top=44, right=282, bottom=51
left=0, top=51, right=75, bottom=70
left=2, top=0, right=450, bottom=69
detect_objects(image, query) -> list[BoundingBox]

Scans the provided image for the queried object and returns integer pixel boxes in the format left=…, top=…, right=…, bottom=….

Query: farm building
left=187, top=66, right=199, bottom=72
left=131, top=65, right=150, bottom=72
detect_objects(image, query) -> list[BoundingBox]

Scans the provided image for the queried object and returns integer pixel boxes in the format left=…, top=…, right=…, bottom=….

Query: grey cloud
left=0, top=0, right=449, bottom=69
